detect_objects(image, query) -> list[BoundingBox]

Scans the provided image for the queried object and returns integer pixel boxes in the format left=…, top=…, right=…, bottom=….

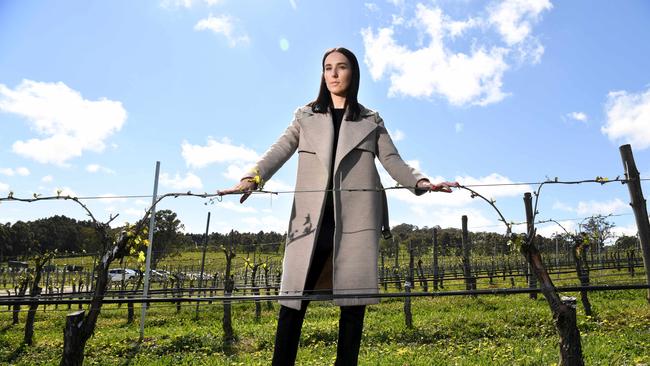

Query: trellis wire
left=2, top=283, right=649, bottom=308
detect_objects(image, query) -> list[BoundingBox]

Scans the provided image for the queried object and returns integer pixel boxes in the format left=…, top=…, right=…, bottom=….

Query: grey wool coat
left=245, top=104, right=426, bottom=310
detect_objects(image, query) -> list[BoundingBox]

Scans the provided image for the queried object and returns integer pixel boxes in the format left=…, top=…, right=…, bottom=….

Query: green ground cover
left=1, top=290, right=649, bottom=365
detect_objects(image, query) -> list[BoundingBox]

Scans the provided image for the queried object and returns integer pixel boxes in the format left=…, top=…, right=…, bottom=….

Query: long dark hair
left=309, top=47, right=361, bottom=121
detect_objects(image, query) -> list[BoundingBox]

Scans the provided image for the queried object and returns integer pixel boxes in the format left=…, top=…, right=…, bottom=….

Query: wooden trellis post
left=522, top=192, right=584, bottom=366
left=61, top=310, right=86, bottom=366
left=619, top=144, right=650, bottom=303
left=403, top=240, right=414, bottom=328
left=393, top=237, right=401, bottom=291
left=461, top=216, right=476, bottom=292
left=432, top=227, right=440, bottom=290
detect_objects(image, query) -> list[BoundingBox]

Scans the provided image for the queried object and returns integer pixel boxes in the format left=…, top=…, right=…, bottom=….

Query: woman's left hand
left=416, top=180, right=460, bottom=193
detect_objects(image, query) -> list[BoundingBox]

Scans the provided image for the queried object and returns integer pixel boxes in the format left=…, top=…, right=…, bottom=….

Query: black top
left=330, top=108, right=345, bottom=176
left=324, top=108, right=345, bottom=215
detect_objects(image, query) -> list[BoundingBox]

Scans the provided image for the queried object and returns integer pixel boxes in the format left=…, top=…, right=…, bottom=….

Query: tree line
left=0, top=210, right=286, bottom=265
left=1, top=211, right=638, bottom=265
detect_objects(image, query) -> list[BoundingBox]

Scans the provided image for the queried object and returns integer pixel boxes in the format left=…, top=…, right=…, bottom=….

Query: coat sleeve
left=375, top=113, right=428, bottom=196
left=242, top=110, right=301, bottom=185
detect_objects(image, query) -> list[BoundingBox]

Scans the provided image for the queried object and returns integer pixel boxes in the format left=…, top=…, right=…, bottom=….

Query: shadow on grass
left=222, top=335, right=238, bottom=357
left=0, top=323, right=15, bottom=335
left=6, top=343, right=26, bottom=364
left=118, top=341, right=142, bottom=366
left=137, top=332, right=239, bottom=360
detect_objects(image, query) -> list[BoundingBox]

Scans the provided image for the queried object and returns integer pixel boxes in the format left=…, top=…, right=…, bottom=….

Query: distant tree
left=613, top=235, right=638, bottom=251
left=391, top=223, right=417, bottom=242
left=31, top=216, right=82, bottom=253
left=79, top=225, right=102, bottom=253
left=10, top=221, right=35, bottom=257
left=151, top=210, right=187, bottom=267
left=439, top=228, right=462, bottom=256
left=0, top=223, right=11, bottom=262
left=581, top=215, right=615, bottom=254
left=379, top=236, right=393, bottom=257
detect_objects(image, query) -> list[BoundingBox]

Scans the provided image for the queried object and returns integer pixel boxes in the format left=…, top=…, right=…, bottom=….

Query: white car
left=108, top=268, right=138, bottom=282
left=149, top=269, right=171, bottom=282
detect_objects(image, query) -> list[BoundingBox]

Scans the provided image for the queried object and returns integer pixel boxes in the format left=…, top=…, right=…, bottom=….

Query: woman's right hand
left=217, top=179, right=257, bottom=204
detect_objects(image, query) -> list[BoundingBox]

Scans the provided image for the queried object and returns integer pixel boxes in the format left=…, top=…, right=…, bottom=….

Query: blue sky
left=1, top=0, right=649, bottom=240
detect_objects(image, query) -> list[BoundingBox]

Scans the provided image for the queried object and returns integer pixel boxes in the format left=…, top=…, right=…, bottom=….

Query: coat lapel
left=333, top=109, right=377, bottom=175
left=300, top=106, right=378, bottom=176
left=300, top=111, right=334, bottom=174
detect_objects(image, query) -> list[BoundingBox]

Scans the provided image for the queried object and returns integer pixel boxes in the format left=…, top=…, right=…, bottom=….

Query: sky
left=1, top=0, right=649, bottom=241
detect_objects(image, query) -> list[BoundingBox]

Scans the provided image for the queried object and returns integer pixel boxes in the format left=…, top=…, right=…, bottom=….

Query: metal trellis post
left=139, top=161, right=160, bottom=341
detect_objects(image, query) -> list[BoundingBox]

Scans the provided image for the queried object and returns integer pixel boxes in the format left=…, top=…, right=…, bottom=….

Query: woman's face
left=323, top=51, right=352, bottom=98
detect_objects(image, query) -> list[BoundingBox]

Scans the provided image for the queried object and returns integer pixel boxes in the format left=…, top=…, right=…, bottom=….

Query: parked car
left=148, top=269, right=171, bottom=282
left=108, top=268, right=138, bottom=282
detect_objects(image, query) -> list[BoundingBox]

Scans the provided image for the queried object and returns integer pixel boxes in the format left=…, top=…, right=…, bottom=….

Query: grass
left=1, top=290, right=649, bottom=365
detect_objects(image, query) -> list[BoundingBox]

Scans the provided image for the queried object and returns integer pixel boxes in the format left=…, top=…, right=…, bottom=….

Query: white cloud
left=447, top=17, right=481, bottom=38
left=161, top=0, right=222, bottom=8
left=455, top=123, right=464, bottom=133
left=86, top=164, right=115, bottom=174
left=552, top=198, right=629, bottom=216
left=223, top=164, right=248, bottom=181
left=181, top=137, right=259, bottom=169
left=241, top=215, right=288, bottom=233
left=160, top=172, right=203, bottom=190
left=361, top=1, right=551, bottom=106
left=124, top=208, right=146, bottom=218
left=611, top=223, right=638, bottom=238
left=264, top=179, right=293, bottom=192
left=0, top=80, right=126, bottom=166
left=382, top=169, right=531, bottom=210
left=194, top=14, right=250, bottom=47
left=362, top=6, right=509, bottom=106
left=552, top=200, right=574, bottom=212
left=3, top=167, right=29, bottom=176
left=488, top=0, right=553, bottom=46
left=161, top=0, right=192, bottom=7
left=289, top=0, right=297, bottom=10
left=536, top=220, right=577, bottom=238
left=96, top=194, right=127, bottom=204
left=456, top=172, right=532, bottom=199
left=41, top=175, right=53, bottom=183
left=576, top=198, right=629, bottom=216
left=389, top=129, right=405, bottom=141
left=0, top=182, right=9, bottom=193
left=16, top=167, right=30, bottom=176
left=86, top=164, right=101, bottom=173
left=406, top=206, right=495, bottom=232
left=219, top=201, right=258, bottom=214
left=365, top=3, right=379, bottom=12
left=0, top=167, right=30, bottom=177
left=566, top=111, right=588, bottom=122
left=602, top=87, right=650, bottom=149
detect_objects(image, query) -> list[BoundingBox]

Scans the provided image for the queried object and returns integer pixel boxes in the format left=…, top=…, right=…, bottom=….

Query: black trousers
left=272, top=200, right=366, bottom=366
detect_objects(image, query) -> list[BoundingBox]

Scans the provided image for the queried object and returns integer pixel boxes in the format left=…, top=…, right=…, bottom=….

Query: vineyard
left=1, top=144, right=650, bottom=365
left=1, top=245, right=647, bottom=307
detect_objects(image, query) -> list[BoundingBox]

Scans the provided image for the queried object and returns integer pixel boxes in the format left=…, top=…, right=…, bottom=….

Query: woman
left=219, top=47, right=458, bottom=365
